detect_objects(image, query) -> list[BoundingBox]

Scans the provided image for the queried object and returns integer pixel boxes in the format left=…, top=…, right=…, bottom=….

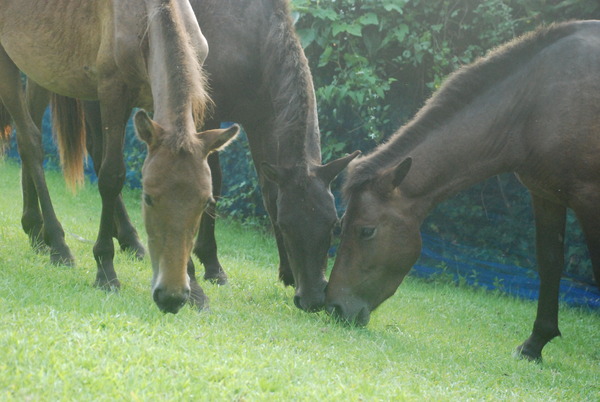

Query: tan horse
left=0, top=0, right=237, bottom=313
left=325, top=21, right=600, bottom=361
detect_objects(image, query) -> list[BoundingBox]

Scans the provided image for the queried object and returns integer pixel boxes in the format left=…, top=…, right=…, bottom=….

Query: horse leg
left=515, top=194, right=565, bottom=361
left=260, top=178, right=294, bottom=286
left=244, top=122, right=294, bottom=286
left=0, top=48, right=74, bottom=266
left=573, top=203, right=600, bottom=287
left=18, top=80, right=50, bottom=251
left=92, top=89, right=130, bottom=289
left=193, top=151, right=228, bottom=285
left=83, top=101, right=145, bottom=260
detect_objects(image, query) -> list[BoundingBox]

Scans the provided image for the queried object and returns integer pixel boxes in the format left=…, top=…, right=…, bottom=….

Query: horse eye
left=143, top=193, right=153, bottom=206
left=359, top=227, right=376, bottom=240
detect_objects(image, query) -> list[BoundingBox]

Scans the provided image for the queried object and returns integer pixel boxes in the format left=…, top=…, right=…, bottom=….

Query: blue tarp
left=412, top=233, right=600, bottom=310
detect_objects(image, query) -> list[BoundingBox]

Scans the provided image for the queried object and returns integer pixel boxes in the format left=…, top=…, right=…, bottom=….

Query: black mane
left=261, top=0, right=317, bottom=164
left=344, top=21, right=580, bottom=196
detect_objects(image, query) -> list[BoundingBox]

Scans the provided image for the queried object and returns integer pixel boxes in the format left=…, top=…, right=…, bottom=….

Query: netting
left=414, top=233, right=600, bottom=310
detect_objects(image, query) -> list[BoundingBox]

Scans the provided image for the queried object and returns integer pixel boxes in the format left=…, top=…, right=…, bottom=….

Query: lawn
left=0, top=160, right=598, bottom=400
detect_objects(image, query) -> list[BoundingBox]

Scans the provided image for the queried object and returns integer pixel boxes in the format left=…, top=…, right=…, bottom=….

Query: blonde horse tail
left=0, top=100, right=13, bottom=153
left=50, top=93, right=87, bottom=192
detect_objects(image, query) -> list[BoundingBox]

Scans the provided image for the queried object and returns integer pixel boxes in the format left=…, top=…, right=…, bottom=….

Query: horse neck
left=144, top=0, right=207, bottom=137
left=397, top=74, right=532, bottom=218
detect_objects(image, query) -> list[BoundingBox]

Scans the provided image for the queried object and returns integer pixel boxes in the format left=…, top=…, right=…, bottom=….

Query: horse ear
left=317, top=150, right=361, bottom=184
left=134, top=109, right=160, bottom=145
left=260, top=162, right=287, bottom=185
left=198, top=124, right=240, bottom=154
left=391, top=157, right=412, bottom=188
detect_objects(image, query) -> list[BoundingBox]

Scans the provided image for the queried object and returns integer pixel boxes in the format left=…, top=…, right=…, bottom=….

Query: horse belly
left=0, top=0, right=103, bottom=99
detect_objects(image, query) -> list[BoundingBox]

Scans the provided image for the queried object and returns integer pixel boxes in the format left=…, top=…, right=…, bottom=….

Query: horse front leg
left=261, top=180, right=293, bottom=286
left=83, top=101, right=145, bottom=260
left=193, top=151, right=228, bottom=285
left=92, top=92, right=129, bottom=289
left=516, top=194, right=565, bottom=361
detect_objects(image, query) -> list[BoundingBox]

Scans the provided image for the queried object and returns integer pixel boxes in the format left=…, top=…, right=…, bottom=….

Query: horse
left=324, top=20, right=600, bottom=361
left=36, top=0, right=358, bottom=312
left=0, top=0, right=238, bottom=314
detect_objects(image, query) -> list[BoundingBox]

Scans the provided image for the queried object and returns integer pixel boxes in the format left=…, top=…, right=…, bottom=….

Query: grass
left=0, top=160, right=599, bottom=401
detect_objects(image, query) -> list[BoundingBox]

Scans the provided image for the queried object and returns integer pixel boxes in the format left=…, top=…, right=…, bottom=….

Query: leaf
left=296, top=28, right=316, bottom=48
left=318, top=46, right=333, bottom=67
left=394, top=23, right=409, bottom=42
left=333, top=22, right=363, bottom=37
left=382, top=2, right=404, bottom=14
left=358, top=13, right=379, bottom=26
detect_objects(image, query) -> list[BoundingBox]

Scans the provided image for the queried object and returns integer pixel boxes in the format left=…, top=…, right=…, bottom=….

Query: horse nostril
left=325, top=302, right=343, bottom=318
left=153, top=286, right=190, bottom=314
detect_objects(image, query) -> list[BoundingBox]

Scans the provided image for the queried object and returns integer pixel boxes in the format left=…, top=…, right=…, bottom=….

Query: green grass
left=1, top=160, right=599, bottom=401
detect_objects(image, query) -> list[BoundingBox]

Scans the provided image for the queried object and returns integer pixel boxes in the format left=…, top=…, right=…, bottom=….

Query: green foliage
left=1, top=161, right=599, bottom=400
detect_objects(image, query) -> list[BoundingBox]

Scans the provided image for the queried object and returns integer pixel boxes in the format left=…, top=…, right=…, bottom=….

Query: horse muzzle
left=153, top=285, right=191, bottom=314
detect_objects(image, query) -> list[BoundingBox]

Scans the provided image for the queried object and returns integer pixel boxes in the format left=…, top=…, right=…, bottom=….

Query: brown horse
left=325, top=20, right=600, bottom=361
left=41, top=0, right=358, bottom=312
left=0, top=0, right=237, bottom=313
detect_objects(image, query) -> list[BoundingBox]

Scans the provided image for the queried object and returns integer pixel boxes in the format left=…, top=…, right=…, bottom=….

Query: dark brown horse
left=325, top=20, right=600, bottom=361
left=43, top=0, right=358, bottom=312
left=0, top=0, right=237, bottom=313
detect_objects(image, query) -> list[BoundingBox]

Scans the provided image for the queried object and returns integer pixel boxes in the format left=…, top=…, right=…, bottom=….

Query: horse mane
left=261, top=0, right=316, bottom=164
left=149, top=0, right=212, bottom=151
left=344, top=21, right=580, bottom=196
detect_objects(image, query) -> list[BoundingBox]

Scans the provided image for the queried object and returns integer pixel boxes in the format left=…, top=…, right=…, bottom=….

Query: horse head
left=325, top=157, right=420, bottom=325
left=261, top=151, right=360, bottom=312
left=136, top=110, right=238, bottom=313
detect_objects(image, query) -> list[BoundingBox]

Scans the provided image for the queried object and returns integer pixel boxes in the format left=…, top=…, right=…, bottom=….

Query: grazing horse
left=325, top=20, right=600, bottom=361
left=0, top=0, right=237, bottom=313
left=39, top=0, right=358, bottom=312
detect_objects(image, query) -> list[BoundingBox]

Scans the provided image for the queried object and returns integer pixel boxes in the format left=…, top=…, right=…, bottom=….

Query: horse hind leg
left=0, top=48, right=74, bottom=266
left=20, top=80, right=49, bottom=251
left=515, top=194, right=565, bottom=362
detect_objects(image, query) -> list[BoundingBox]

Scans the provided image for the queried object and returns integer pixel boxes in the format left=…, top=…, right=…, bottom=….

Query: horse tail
left=0, top=100, right=13, bottom=153
left=50, top=93, right=87, bottom=192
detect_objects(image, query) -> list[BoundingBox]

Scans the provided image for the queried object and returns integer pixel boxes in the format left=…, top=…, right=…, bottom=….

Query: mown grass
left=0, top=160, right=599, bottom=401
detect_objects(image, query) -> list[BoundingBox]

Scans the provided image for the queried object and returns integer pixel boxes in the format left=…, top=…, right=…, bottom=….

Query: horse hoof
left=279, top=271, right=295, bottom=287
left=94, top=278, right=121, bottom=292
left=513, top=345, right=542, bottom=363
left=204, top=272, right=228, bottom=286
left=50, top=252, right=76, bottom=267
left=120, top=241, right=146, bottom=261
